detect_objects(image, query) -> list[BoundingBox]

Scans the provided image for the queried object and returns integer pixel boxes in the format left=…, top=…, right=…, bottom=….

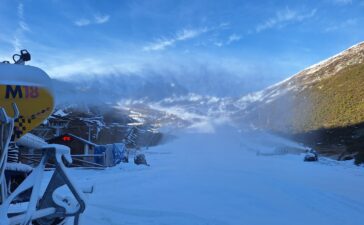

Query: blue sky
left=0, top=0, right=364, bottom=90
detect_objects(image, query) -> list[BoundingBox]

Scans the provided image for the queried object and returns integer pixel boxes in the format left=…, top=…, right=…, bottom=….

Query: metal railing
left=19, top=152, right=107, bottom=169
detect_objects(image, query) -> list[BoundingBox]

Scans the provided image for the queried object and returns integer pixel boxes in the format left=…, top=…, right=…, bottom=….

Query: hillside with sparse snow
left=232, top=42, right=364, bottom=163
left=233, top=42, right=364, bottom=133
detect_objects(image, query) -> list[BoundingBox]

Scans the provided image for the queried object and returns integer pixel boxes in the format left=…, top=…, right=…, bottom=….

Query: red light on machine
left=62, top=136, right=72, bottom=141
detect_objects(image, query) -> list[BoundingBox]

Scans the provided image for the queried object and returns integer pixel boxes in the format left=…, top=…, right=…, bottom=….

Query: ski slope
left=66, top=126, right=364, bottom=225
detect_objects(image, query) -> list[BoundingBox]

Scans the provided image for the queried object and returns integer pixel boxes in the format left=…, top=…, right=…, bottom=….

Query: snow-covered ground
left=64, top=126, right=364, bottom=225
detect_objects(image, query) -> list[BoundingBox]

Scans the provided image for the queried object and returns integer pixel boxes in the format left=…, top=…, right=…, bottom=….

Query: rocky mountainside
left=234, top=42, right=364, bottom=132
left=233, top=42, right=364, bottom=163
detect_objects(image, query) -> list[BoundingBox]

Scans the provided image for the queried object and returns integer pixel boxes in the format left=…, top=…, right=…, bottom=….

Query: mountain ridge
left=234, top=41, right=364, bottom=133
left=231, top=41, right=364, bottom=163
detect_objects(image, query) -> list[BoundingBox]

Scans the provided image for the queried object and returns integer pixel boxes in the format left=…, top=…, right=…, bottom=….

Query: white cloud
left=34, top=48, right=257, bottom=79
left=19, top=21, right=30, bottom=31
left=324, top=19, right=357, bottom=32
left=17, top=3, right=24, bottom=19
left=143, top=28, right=208, bottom=51
left=74, top=14, right=110, bottom=26
left=214, top=42, right=223, bottom=47
left=256, top=7, right=317, bottom=33
left=74, top=19, right=91, bottom=27
left=143, top=23, right=231, bottom=51
left=17, top=3, right=30, bottom=32
left=214, top=34, right=242, bottom=48
left=11, top=37, right=21, bottom=53
left=11, top=3, right=30, bottom=52
left=43, top=56, right=142, bottom=78
left=143, top=39, right=174, bottom=51
left=227, top=34, right=242, bottom=44
left=176, top=29, right=205, bottom=41
left=95, top=15, right=110, bottom=24
left=332, top=0, right=352, bottom=5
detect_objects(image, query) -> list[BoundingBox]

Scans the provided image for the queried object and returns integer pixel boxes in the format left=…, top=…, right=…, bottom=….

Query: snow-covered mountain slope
left=233, top=42, right=364, bottom=133
left=58, top=126, right=364, bottom=225
left=241, top=42, right=364, bottom=106
left=50, top=42, right=364, bottom=163
left=111, top=93, right=246, bottom=134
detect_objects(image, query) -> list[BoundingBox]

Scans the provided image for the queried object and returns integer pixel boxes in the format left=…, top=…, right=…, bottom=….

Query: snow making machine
left=0, top=50, right=85, bottom=224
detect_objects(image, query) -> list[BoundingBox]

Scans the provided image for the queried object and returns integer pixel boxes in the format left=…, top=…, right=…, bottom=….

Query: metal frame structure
left=0, top=50, right=86, bottom=225
left=0, top=104, right=85, bottom=224
left=0, top=103, right=19, bottom=204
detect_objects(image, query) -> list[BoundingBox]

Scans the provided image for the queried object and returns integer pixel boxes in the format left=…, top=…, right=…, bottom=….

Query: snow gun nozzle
left=12, top=49, right=31, bottom=64
left=20, top=49, right=31, bottom=61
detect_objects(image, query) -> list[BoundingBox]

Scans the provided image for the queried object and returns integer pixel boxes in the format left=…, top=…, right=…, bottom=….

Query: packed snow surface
left=63, top=126, right=364, bottom=225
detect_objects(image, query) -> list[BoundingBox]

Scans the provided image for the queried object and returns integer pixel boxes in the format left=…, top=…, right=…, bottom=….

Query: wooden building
left=47, top=133, right=103, bottom=167
left=47, top=133, right=97, bottom=155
